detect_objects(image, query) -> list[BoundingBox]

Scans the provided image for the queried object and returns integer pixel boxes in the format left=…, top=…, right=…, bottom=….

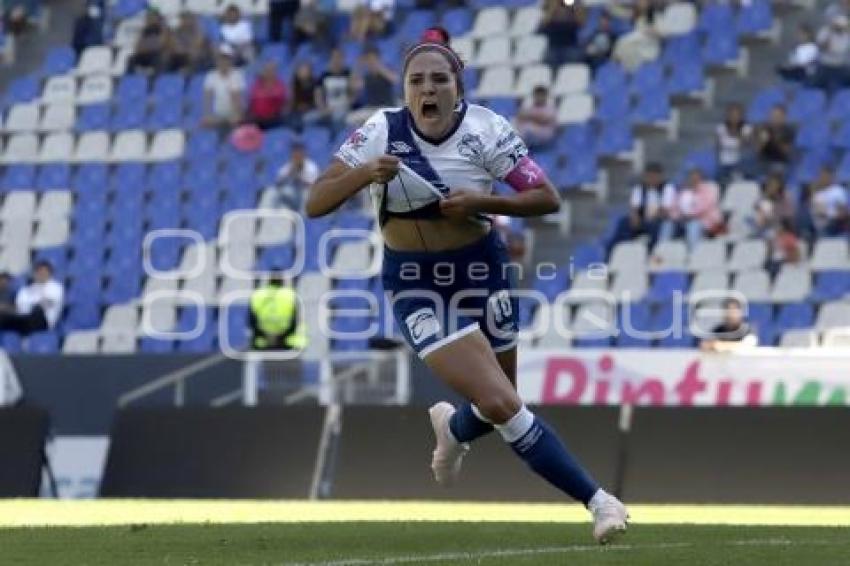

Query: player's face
left=405, top=51, right=459, bottom=138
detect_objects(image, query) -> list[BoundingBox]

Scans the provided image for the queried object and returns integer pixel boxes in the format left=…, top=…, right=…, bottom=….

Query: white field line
left=281, top=538, right=850, bottom=566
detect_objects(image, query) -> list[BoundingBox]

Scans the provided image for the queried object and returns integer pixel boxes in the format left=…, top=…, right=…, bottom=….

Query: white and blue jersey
left=333, top=101, right=524, bottom=358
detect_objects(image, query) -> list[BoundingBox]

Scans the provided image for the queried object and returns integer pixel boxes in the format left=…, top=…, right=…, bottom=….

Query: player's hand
left=365, top=155, right=400, bottom=184
left=440, top=191, right=483, bottom=219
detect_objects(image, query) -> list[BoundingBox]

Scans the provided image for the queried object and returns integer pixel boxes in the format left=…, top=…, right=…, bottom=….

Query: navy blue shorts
left=381, top=230, right=519, bottom=358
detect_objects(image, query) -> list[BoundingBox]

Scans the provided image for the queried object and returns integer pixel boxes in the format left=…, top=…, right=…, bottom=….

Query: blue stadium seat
left=112, top=0, right=146, bottom=18
left=795, top=117, right=831, bottom=151
left=257, top=245, right=295, bottom=271
left=647, top=272, right=689, bottom=303
left=25, top=331, right=60, bottom=354
left=616, top=302, right=655, bottom=347
left=76, top=102, right=111, bottom=131
left=810, top=270, right=850, bottom=302
left=791, top=149, right=833, bottom=185
left=558, top=123, right=595, bottom=154
left=139, top=337, right=175, bottom=353
left=596, top=122, right=634, bottom=156
left=775, top=303, right=813, bottom=330
left=563, top=153, right=599, bottom=186
left=35, top=164, right=71, bottom=191
left=485, top=97, right=518, bottom=119
left=116, top=74, right=149, bottom=102
left=630, top=60, right=665, bottom=97
left=102, top=274, right=142, bottom=305
left=702, top=29, right=740, bottom=66
left=0, top=332, right=23, bottom=354
left=698, top=1, right=735, bottom=34
left=788, top=88, right=827, bottom=124
left=666, top=61, right=706, bottom=96
left=1, top=165, right=35, bottom=191
left=662, top=32, right=702, bottom=67
left=147, top=100, right=183, bottom=129
left=573, top=337, right=612, bottom=348
left=572, top=242, right=605, bottom=270
left=397, top=9, right=438, bottom=40
left=110, top=99, right=147, bottom=130
left=73, top=163, right=109, bottom=191
left=187, top=129, right=220, bottom=161
left=4, top=76, right=40, bottom=105
left=152, top=73, right=186, bottom=102
left=679, top=148, right=718, bottom=179
left=65, top=276, right=103, bottom=306
left=595, top=90, right=631, bottom=123
left=631, top=91, right=672, bottom=125
left=736, top=0, right=773, bottom=36
left=41, top=46, right=76, bottom=76
left=442, top=8, right=473, bottom=37
left=592, top=62, right=628, bottom=97
left=533, top=268, right=570, bottom=302
left=828, top=89, right=850, bottom=121
left=65, top=301, right=102, bottom=331
left=835, top=150, right=850, bottom=182
left=746, top=86, right=785, bottom=123
left=176, top=327, right=217, bottom=353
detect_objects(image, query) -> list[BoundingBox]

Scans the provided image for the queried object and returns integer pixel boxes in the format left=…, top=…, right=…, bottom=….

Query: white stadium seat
left=450, top=36, right=475, bottom=65
left=815, top=300, right=850, bottom=330
left=100, top=330, right=138, bottom=354
left=728, top=239, right=767, bottom=271
left=41, top=75, right=77, bottom=105
left=514, top=64, right=552, bottom=97
left=810, top=238, right=850, bottom=270
left=32, top=217, right=70, bottom=248
left=780, top=329, right=819, bottom=348
left=77, top=75, right=113, bottom=105
left=110, top=48, right=132, bottom=76
left=40, top=103, right=77, bottom=132
left=732, top=269, right=771, bottom=302
left=552, top=64, right=591, bottom=97
left=109, top=129, right=148, bottom=162
left=571, top=301, right=616, bottom=337
left=562, top=269, right=610, bottom=303
left=37, top=132, right=75, bottom=163
left=656, top=2, right=698, bottom=37
left=63, top=331, right=101, bottom=353
left=73, top=131, right=111, bottom=163
left=688, top=269, right=728, bottom=297
left=148, top=129, right=186, bottom=161
left=509, top=6, right=542, bottom=37
left=76, top=46, right=113, bottom=75
left=475, top=65, right=516, bottom=98
left=557, top=93, right=594, bottom=124
left=5, top=103, right=41, bottom=133
left=609, top=240, right=648, bottom=273
left=102, top=304, right=139, bottom=330
left=688, top=240, right=727, bottom=272
left=771, top=264, right=811, bottom=303
left=35, top=191, right=73, bottom=220
left=513, top=35, right=548, bottom=67
left=473, top=36, right=511, bottom=68
left=1, top=133, right=40, bottom=164
left=610, top=272, right=648, bottom=302
left=470, top=7, right=509, bottom=39
left=822, top=327, right=850, bottom=347
left=0, top=246, right=31, bottom=274
left=650, top=240, right=688, bottom=271
left=255, top=217, right=294, bottom=245
left=1, top=192, right=36, bottom=220
left=721, top=180, right=760, bottom=212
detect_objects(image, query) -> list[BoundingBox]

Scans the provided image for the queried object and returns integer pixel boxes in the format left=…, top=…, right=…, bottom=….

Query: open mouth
left=421, top=102, right=440, bottom=118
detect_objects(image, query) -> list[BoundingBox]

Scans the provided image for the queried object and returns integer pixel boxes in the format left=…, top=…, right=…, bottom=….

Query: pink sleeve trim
left=504, top=156, right=545, bottom=192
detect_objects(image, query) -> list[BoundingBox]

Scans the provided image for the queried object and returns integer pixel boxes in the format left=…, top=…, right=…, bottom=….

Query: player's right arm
left=305, top=156, right=399, bottom=218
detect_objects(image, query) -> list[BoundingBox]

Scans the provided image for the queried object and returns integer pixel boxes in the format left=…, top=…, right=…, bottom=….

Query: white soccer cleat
left=428, top=402, right=469, bottom=487
left=588, top=490, right=629, bottom=545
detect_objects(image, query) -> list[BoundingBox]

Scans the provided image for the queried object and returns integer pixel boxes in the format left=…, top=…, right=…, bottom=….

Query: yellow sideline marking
left=1, top=500, right=849, bottom=528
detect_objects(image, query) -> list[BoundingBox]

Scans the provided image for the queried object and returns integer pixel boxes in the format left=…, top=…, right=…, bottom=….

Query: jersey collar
left=405, top=100, right=468, bottom=146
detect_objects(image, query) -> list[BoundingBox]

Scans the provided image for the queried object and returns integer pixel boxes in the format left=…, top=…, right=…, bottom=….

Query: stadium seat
left=780, top=329, right=818, bottom=348
left=647, top=271, right=689, bottom=303
left=736, top=0, right=773, bottom=37
left=1, top=133, right=40, bottom=164
left=788, top=88, right=826, bottom=124
left=609, top=240, right=648, bottom=273
left=828, top=89, right=850, bottom=121
left=732, top=270, right=771, bottom=302
left=110, top=130, right=148, bottom=162
left=556, top=93, right=594, bottom=124
left=728, top=239, right=767, bottom=272
left=514, top=64, right=552, bottom=98
left=746, top=86, right=785, bottom=123
left=475, top=65, right=516, bottom=98
left=822, top=327, right=850, bottom=347
left=810, top=238, right=850, bottom=270
left=40, top=103, right=76, bottom=132
left=513, top=35, right=548, bottom=67
left=776, top=303, right=814, bottom=330
left=449, top=36, right=475, bottom=65
left=41, top=75, right=76, bottom=105
left=472, top=36, right=511, bottom=68
left=795, top=117, right=831, bottom=151
left=37, top=132, right=75, bottom=163
left=100, top=330, right=138, bottom=353
left=771, top=264, right=811, bottom=303
left=41, top=46, right=77, bottom=76
left=591, top=62, right=627, bottom=97
left=35, top=164, right=71, bottom=190
left=77, top=75, right=113, bottom=105
left=815, top=301, right=850, bottom=330
left=5, top=103, right=40, bottom=133
left=810, top=270, right=850, bottom=302
left=551, top=64, right=590, bottom=98
left=62, top=330, right=101, bottom=353
left=148, top=129, right=186, bottom=161
left=650, top=240, right=688, bottom=272
left=656, top=2, right=697, bottom=37
left=75, top=46, right=113, bottom=75
left=470, top=7, right=509, bottom=39
left=76, top=103, right=111, bottom=131
left=688, top=270, right=728, bottom=297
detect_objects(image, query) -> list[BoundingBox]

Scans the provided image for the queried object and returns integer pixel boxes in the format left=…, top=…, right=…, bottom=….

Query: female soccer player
left=306, top=28, right=628, bottom=544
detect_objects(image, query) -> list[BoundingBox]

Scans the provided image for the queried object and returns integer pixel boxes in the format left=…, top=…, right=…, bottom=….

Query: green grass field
left=2, top=501, right=849, bottom=565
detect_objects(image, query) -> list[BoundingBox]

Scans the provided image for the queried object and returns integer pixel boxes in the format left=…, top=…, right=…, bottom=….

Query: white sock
left=471, top=404, right=492, bottom=424
left=494, top=405, right=535, bottom=443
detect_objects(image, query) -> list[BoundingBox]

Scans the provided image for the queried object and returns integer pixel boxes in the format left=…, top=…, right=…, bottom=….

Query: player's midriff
left=382, top=216, right=489, bottom=252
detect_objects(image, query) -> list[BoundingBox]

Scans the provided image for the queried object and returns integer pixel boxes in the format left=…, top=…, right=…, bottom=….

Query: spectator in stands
left=249, top=276, right=307, bottom=351
left=777, top=24, right=819, bottom=84
left=513, top=85, right=557, bottom=150
left=247, top=61, right=289, bottom=130
left=201, top=46, right=246, bottom=131
left=315, top=48, right=356, bottom=134
left=220, top=4, right=255, bottom=65
left=612, top=0, right=661, bottom=71
left=756, top=105, right=795, bottom=173
left=350, top=0, right=395, bottom=43
left=167, top=11, right=212, bottom=74
left=347, top=46, right=399, bottom=126
left=660, top=167, right=723, bottom=249
left=128, top=9, right=172, bottom=74
left=815, top=14, right=850, bottom=91
left=3, top=0, right=38, bottom=35
left=767, top=219, right=802, bottom=275
left=273, top=139, right=320, bottom=210
left=700, top=298, right=758, bottom=352
left=538, top=0, right=585, bottom=69
left=72, top=2, right=105, bottom=57
left=583, top=11, right=616, bottom=70
left=293, top=0, right=333, bottom=50
left=269, top=0, right=299, bottom=43
left=803, top=164, right=849, bottom=237
left=287, top=61, right=320, bottom=130
left=0, top=272, right=16, bottom=312
left=611, top=162, right=675, bottom=252
left=715, top=102, right=754, bottom=184
left=0, top=261, right=63, bottom=336
left=749, top=171, right=796, bottom=238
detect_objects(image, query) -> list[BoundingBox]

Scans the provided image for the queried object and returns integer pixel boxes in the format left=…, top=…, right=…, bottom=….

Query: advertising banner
left=517, top=349, right=850, bottom=406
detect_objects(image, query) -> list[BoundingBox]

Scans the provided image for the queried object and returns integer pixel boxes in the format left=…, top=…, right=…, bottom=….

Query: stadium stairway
left=528, top=0, right=814, bottom=272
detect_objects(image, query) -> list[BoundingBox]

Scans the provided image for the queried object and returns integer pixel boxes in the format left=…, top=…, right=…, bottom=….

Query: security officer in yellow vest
left=249, top=276, right=307, bottom=351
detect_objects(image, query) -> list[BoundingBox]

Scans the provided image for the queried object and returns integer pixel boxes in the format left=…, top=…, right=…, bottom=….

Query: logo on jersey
left=457, top=133, right=485, bottom=167
left=405, top=308, right=440, bottom=345
left=390, top=141, right=413, bottom=154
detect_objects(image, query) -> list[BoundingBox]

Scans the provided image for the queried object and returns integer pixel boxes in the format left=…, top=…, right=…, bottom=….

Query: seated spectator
left=716, top=102, right=754, bottom=184
left=274, top=139, right=320, bottom=210
left=611, top=162, right=675, bottom=252
left=612, top=0, right=661, bottom=71
left=767, top=219, right=802, bottom=275
left=700, top=298, right=758, bottom=352
left=72, top=2, right=105, bottom=56
left=220, top=4, right=255, bottom=65
left=804, top=165, right=849, bottom=237
left=513, top=85, right=557, bottom=150
left=350, top=0, right=395, bottom=42
left=347, top=47, right=399, bottom=126
left=749, top=171, right=795, bottom=238
left=815, top=14, right=850, bottom=91
left=128, top=9, right=172, bottom=74
left=315, top=48, right=356, bottom=134
left=538, top=0, right=585, bottom=68
left=247, top=61, right=289, bottom=130
left=293, top=0, right=333, bottom=49
left=201, top=46, right=246, bottom=131
left=268, top=0, right=299, bottom=43
left=4, top=0, right=38, bottom=35
left=287, top=61, right=320, bottom=130
left=0, top=261, right=63, bottom=336
left=777, top=24, right=819, bottom=84
left=0, top=272, right=16, bottom=313
left=167, top=11, right=212, bottom=74
left=660, top=167, right=723, bottom=249
left=583, top=11, right=616, bottom=70
left=755, top=105, right=795, bottom=173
